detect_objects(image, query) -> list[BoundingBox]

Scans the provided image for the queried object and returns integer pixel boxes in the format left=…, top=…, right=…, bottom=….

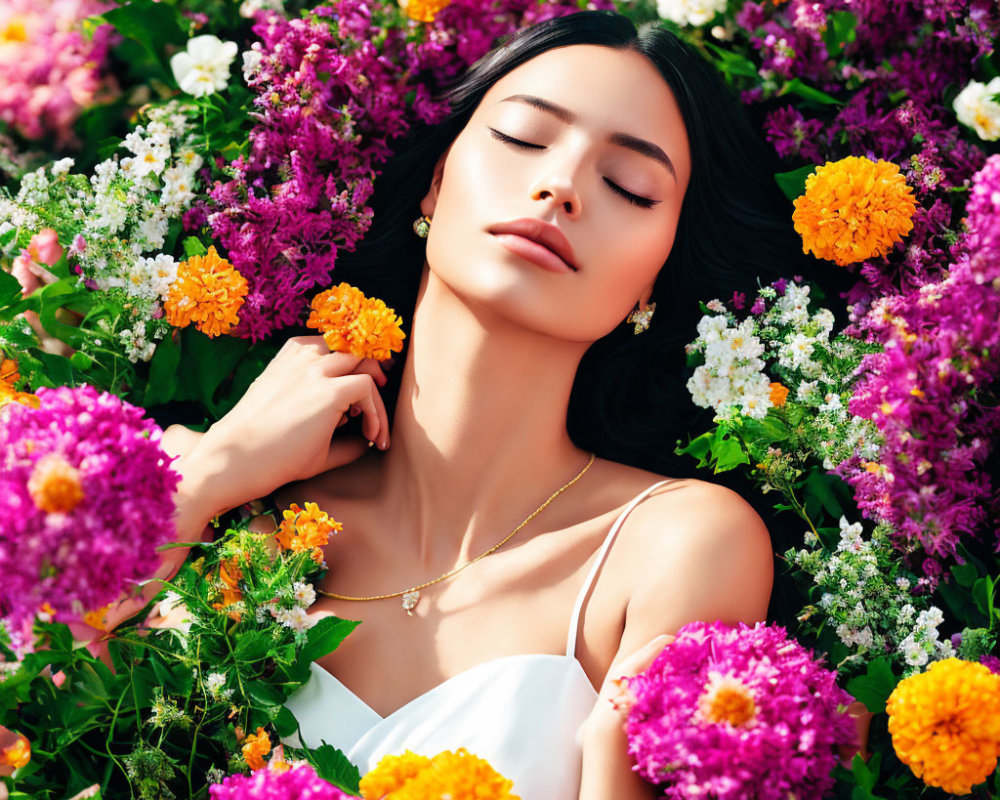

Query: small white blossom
left=953, top=77, right=1000, bottom=141
left=292, top=581, right=316, bottom=609
left=170, top=35, right=239, bottom=98
left=656, top=0, right=726, bottom=26
left=51, top=158, right=75, bottom=176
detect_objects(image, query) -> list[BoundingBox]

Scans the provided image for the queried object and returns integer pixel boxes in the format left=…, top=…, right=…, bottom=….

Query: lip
left=488, top=218, right=578, bottom=272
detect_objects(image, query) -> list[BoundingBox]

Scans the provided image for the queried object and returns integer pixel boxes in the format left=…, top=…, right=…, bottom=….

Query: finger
left=335, top=374, right=389, bottom=448
left=352, top=357, right=388, bottom=388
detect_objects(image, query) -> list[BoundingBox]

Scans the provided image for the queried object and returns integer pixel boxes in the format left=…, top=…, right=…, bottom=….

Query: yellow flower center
left=1, top=18, right=27, bottom=43
left=27, top=454, right=84, bottom=513
left=400, top=0, right=452, bottom=22
left=698, top=676, right=757, bottom=726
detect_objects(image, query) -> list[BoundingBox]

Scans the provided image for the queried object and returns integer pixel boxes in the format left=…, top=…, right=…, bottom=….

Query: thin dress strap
left=565, top=480, right=674, bottom=659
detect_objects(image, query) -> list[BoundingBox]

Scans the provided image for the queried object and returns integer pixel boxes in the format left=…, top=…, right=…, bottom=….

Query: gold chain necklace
left=318, top=453, right=595, bottom=616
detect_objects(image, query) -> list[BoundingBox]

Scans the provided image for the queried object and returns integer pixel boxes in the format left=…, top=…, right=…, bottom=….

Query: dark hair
left=334, top=11, right=824, bottom=481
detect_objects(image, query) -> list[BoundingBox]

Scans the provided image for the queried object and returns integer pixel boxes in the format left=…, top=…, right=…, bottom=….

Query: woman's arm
left=577, top=483, right=774, bottom=799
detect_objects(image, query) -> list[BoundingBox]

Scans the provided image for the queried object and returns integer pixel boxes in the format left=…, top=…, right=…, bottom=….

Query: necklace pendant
left=401, top=590, right=420, bottom=616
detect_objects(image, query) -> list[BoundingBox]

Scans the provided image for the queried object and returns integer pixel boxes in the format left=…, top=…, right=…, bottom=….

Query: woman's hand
left=183, top=335, right=392, bottom=520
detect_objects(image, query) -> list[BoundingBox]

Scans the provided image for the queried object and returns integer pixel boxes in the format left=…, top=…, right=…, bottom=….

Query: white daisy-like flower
left=953, top=77, right=1000, bottom=141
left=292, top=581, right=316, bottom=609
left=277, top=605, right=313, bottom=633
left=170, top=35, right=239, bottom=98
left=656, top=0, right=726, bottom=27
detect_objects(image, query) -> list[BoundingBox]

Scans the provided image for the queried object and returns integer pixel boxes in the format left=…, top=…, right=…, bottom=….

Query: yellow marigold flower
left=792, top=156, right=918, bottom=266
left=276, top=502, right=343, bottom=563
left=361, top=749, right=517, bottom=800
left=360, top=751, right=433, bottom=798
left=0, top=733, right=31, bottom=770
left=769, top=382, right=789, bottom=407
left=307, top=282, right=405, bottom=362
left=399, top=0, right=451, bottom=23
left=887, top=658, right=1000, bottom=795
left=27, top=453, right=84, bottom=513
left=164, top=246, right=248, bottom=338
left=242, top=727, right=271, bottom=772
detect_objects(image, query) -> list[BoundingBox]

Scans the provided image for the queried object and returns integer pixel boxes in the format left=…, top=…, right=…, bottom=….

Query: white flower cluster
left=953, top=77, right=1000, bottom=142
left=267, top=580, right=318, bottom=636
left=656, top=0, right=726, bottom=27
left=686, top=315, right=773, bottom=419
left=0, top=102, right=201, bottom=363
left=790, top=517, right=952, bottom=673
left=203, top=671, right=234, bottom=701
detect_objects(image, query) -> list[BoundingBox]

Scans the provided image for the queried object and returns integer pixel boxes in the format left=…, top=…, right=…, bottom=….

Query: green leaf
left=781, top=78, right=842, bottom=107
left=850, top=750, right=882, bottom=791
left=247, top=680, right=285, bottom=708
left=710, top=430, right=750, bottom=473
left=951, top=562, right=979, bottom=588
left=144, top=333, right=181, bottom=407
left=0, top=268, right=21, bottom=308
left=823, top=10, right=858, bottom=58
left=972, top=576, right=996, bottom=620
left=310, top=743, right=362, bottom=794
left=273, top=705, right=300, bottom=738
left=98, top=0, right=186, bottom=75
left=775, top=165, right=817, bottom=202
left=182, top=236, right=207, bottom=258
left=300, top=617, right=361, bottom=664
left=234, top=630, right=273, bottom=663
left=803, top=470, right=845, bottom=520
left=0, top=227, right=15, bottom=251
left=846, top=657, right=896, bottom=714
left=675, top=430, right=712, bottom=465
left=176, top=328, right=250, bottom=416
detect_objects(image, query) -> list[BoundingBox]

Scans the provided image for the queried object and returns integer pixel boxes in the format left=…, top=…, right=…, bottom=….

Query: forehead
left=479, top=44, right=690, bottom=177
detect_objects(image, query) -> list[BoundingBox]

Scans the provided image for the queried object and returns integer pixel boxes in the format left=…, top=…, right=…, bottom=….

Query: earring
left=626, top=301, right=655, bottom=335
left=412, top=215, right=431, bottom=238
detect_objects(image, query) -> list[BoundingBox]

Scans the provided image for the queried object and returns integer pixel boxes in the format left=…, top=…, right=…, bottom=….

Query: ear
left=419, top=145, right=452, bottom=217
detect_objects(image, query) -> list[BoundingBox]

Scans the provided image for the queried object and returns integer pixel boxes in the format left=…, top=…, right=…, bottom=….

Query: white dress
left=284, top=480, right=673, bottom=799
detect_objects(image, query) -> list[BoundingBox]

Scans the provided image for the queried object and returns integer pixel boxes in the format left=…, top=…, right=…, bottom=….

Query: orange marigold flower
left=276, top=502, right=342, bottom=563
left=768, top=382, right=789, bottom=407
left=307, top=282, right=405, bottom=362
left=887, top=658, right=1000, bottom=795
left=242, top=727, right=271, bottom=771
left=164, top=246, right=248, bottom=338
left=0, top=733, right=31, bottom=770
left=27, top=453, right=84, bottom=513
left=399, top=0, right=451, bottom=22
left=792, top=156, right=918, bottom=266
left=1, top=358, right=19, bottom=386
left=211, top=555, right=244, bottom=609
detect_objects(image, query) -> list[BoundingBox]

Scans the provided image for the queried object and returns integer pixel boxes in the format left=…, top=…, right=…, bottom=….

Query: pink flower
left=27, top=228, right=63, bottom=266
left=624, top=621, right=856, bottom=800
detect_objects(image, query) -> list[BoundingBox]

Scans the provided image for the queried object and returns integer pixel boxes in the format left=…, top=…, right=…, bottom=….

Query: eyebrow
left=498, top=94, right=677, bottom=181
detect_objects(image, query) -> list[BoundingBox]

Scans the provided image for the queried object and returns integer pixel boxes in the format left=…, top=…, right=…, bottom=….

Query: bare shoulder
left=600, top=465, right=774, bottom=642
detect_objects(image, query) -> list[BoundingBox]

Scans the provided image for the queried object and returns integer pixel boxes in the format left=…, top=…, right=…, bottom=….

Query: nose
left=529, top=166, right=582, bottom=220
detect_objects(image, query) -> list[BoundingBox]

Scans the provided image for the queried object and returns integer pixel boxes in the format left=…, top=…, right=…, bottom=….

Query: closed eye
left=487, top=127, right=660, bottom=210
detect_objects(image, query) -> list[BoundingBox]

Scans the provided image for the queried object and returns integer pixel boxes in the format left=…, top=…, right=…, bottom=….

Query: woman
left=146, top=10, right=802, bottom=798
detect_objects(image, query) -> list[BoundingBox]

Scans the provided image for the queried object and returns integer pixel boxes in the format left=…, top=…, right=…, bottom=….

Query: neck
left=378, top=266, right=593, bottom=569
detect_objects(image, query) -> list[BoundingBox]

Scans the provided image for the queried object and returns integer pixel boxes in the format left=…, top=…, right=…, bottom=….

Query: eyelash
left=487, top=127, right=659, bottom=210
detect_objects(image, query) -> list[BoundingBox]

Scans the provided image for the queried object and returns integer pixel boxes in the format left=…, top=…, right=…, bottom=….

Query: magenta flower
left=0, top=385, right=179, bottom=626
left=624, top=621, right=856, bottom=800
left=209, top=762, right=349, bottom=799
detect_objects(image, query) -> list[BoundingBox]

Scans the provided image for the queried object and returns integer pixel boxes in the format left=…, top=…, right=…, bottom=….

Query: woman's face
left=420, top=43, right=691, bottom=342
